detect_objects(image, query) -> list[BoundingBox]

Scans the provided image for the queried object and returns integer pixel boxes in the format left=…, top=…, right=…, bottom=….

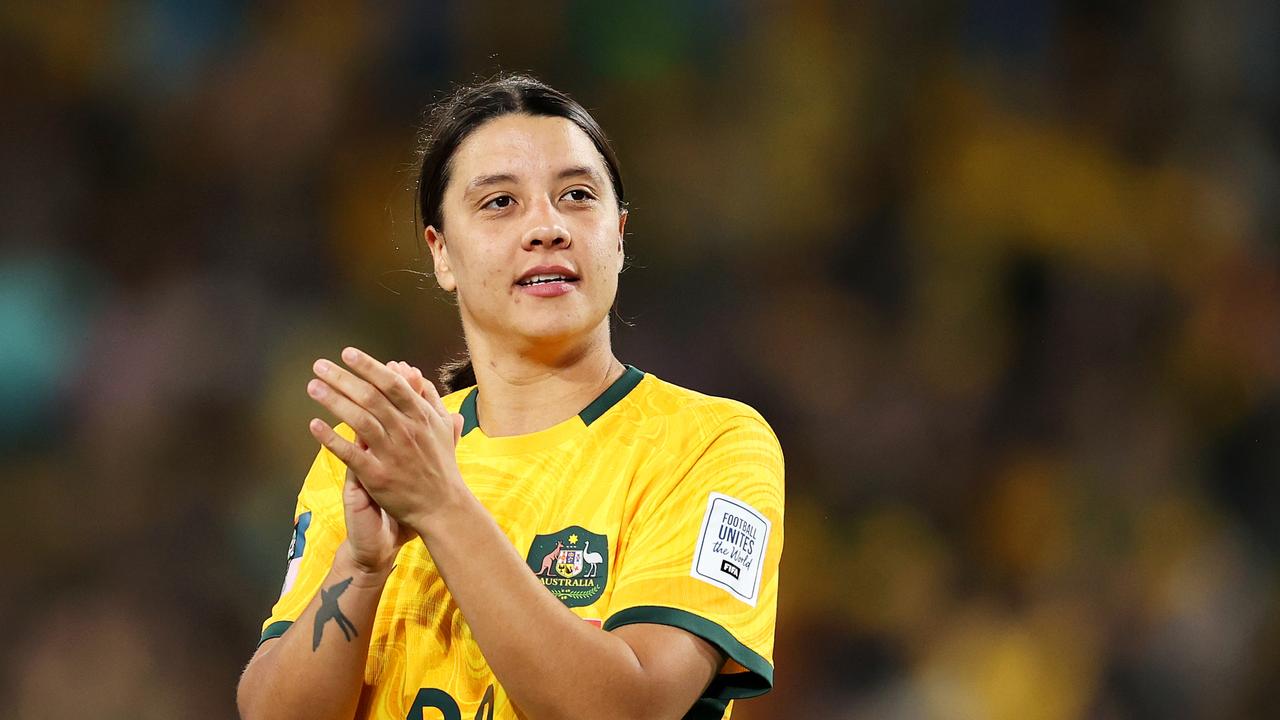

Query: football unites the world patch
left=691, top=492, right=771, bottom=606
left=525, top=526, right=608, bottom=608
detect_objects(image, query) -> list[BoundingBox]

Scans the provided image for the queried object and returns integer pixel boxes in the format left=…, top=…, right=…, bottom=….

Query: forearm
left=413, top=493, right=667, bottom=720
left=237, top=543, right=390, bottom=720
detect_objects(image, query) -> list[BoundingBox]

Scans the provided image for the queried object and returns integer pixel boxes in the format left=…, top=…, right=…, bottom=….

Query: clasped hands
left=307, top=346, right=467, bottom=574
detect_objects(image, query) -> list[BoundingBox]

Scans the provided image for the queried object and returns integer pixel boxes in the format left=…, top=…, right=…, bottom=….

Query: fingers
left=409, top=363, right=449, bottom=417
left=309, top=348, right=453, bottom=455
left=309, top=375, right=388, bottom=441
left=311, top=357, right=398, bottom=437
left=387, top=361, right=420, bottom=394
left=342, top=467, right=374, bottom=511
left=388, top=359, right=449, bottom=418
left=310, top=417, right=374, bottom=474
left=329, top=348, right=429, bottom=421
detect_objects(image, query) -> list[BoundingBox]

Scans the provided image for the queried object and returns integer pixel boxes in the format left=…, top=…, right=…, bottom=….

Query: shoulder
left=628, top=372, right=779, bottom=444
left=618, top=373, right=784, bottom=526
left=613, top=371, right=783, bottom=477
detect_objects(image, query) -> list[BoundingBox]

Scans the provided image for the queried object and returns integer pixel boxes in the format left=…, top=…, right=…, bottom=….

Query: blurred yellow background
left=2, top=2, right=1278, bottom=718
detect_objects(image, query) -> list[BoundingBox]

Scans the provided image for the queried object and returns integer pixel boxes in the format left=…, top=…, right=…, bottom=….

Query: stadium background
left=2, top=2, right=1279, bottom=718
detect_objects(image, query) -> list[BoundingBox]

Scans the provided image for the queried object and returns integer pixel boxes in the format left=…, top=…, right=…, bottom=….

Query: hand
left=336, top=361, right=457, bottom=576
left=307, top=348, right=468, bottom=539
left=339, top=465, right=413, bottom=576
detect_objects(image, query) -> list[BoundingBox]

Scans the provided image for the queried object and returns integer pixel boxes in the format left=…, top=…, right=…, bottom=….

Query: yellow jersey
left=260, top=366, right=784, bottom=719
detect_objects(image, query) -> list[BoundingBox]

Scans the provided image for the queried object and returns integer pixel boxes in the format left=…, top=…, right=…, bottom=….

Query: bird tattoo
left=313, top=577, right=357, bottom=651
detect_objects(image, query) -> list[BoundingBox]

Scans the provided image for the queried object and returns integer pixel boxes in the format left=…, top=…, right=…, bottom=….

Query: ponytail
left=438, top=355, right=477, bottom=394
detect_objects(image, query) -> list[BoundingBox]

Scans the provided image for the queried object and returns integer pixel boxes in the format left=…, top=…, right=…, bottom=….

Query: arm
left=239, top=419, right=418, bottom=720
left=237, top=541, right=391, bottom=720
left=306, top=349, right=725, bottom=720
left=414, top=491, right=725, bottom=720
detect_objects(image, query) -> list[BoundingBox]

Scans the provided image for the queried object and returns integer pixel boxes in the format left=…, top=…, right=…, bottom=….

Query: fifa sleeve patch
left=280, top=511, right=312, bottom=597
left=690, top=492, right=771, bottom=606
left=286, top=511, right=312, bottom=562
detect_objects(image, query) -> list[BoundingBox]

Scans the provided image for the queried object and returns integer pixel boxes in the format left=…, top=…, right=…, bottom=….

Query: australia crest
left=525, top=525, right=608, bottom=608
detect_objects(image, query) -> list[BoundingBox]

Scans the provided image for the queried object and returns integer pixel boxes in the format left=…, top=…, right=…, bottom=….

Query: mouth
left=515, top=273, right=579, bottom=287
left=515, top=265, right=580, bottom=288
left=514, top=266, right=580, bottom=298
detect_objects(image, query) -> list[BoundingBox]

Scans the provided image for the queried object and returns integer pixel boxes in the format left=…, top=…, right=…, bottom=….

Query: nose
left=520, top=198, right=572, bottom=251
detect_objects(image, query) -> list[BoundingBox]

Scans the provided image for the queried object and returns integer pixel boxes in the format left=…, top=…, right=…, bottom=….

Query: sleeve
left=257, top=425, right=353, bottom=646
left=603, top=413, right=785, bottom=709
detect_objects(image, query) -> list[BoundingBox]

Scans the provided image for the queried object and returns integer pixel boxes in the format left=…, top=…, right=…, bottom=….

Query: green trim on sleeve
left=603, top=605, right=774, bottom=700
left=683, top=697, right=730, bottom=720
left=578, top=365, right=644, bottom=426
left=258, top=620, right=293, bottom=647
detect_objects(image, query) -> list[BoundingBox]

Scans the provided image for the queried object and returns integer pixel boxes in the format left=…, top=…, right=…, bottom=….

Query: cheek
left=458, top=266, right=497, bottom=304
left=586, top=218, right=624, bottom=273
left=590, top=252, right=621, bottom=299
left=448, top=234, right=503, bottom=295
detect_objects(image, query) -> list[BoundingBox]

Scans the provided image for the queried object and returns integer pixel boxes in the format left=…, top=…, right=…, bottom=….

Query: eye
left=562, top=188, right=596, bottom=203
left=482, top=195, right=514, bottom=210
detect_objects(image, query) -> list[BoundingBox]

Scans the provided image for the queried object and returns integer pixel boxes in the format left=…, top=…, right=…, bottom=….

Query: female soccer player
left=237, top=74, right=783, bottom=720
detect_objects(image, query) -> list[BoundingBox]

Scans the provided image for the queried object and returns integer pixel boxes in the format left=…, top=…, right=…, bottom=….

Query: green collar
left=458, top=365, right=644, bottom=437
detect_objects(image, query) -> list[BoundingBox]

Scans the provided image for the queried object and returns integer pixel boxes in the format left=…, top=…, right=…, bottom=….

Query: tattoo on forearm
left=312, top=577, right=357, bottom=651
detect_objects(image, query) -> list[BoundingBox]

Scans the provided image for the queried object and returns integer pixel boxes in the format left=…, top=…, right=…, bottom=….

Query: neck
left=464, top=323, right=625, bottom=437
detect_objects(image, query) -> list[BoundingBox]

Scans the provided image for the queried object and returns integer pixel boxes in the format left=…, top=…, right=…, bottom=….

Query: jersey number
left=406, top=684, right=494, bottom=720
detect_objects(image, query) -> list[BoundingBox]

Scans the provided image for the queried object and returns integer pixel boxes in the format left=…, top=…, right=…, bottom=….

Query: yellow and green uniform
left=260, top=366, right=784, bottom=719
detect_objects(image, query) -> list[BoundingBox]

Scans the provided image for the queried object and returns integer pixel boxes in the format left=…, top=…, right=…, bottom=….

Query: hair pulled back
left=415, top=73, right=625, bottom=394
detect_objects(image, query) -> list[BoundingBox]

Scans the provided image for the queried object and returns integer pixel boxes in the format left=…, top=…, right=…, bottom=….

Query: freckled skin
left=425, top=115, right=626, bottom=357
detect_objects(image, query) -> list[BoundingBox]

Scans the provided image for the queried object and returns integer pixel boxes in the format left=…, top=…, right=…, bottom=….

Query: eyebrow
left=555, top=165, right=606, bottom=185
left=465, top=173, right=518, bottom=193
left=463, top=165, right=606, bottom=195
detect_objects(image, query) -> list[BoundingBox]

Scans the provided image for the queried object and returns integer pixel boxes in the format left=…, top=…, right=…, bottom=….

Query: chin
left=511, top=313, right=608, bottom=351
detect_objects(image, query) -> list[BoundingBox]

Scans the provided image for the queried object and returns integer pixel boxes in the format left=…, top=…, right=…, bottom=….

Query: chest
left=361, top=441, right=648, bottom=717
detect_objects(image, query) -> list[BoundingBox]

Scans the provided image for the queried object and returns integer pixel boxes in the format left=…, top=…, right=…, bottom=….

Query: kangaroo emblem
left=537, top=541, right=564, bottom=577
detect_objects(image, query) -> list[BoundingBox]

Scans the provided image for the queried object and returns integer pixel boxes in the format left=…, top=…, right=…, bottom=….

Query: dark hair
left=415, top=73, right=626, bottom=394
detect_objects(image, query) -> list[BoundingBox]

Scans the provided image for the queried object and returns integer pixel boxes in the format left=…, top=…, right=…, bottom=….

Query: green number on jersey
left=406, top=685, right=494, bottom=720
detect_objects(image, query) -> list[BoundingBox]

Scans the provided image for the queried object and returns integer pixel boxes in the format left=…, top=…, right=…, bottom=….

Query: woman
left=237, top=74, right=783, bottom=720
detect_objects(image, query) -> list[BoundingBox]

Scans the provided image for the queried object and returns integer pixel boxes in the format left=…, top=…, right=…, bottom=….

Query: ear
left=615, top=209, right=628, bottom=271
left=424, top=226, right=456, bottom=292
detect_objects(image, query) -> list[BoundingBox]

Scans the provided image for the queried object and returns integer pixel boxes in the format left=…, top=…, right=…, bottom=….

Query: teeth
left=520, top=274, right=572, bottom=285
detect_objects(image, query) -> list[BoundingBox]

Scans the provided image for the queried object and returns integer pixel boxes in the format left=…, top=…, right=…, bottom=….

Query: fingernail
left=314, top=359, right=331, bottom=374
left=342, top=347, right=359, bottom=363
left=308, top=380, right=326, bottom=397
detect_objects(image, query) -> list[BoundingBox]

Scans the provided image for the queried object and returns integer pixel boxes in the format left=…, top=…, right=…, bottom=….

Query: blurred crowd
left=2, top=2, right=1278, bottom=718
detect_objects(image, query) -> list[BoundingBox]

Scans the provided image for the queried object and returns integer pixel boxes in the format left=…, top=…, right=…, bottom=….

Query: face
left=425, top=114, right=627, bottom=351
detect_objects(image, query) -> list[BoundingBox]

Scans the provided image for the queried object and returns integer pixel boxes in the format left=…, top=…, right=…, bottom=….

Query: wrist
left=335, top=541, right=396, bottom=588
left=407, top=474, right=480, bottom=542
